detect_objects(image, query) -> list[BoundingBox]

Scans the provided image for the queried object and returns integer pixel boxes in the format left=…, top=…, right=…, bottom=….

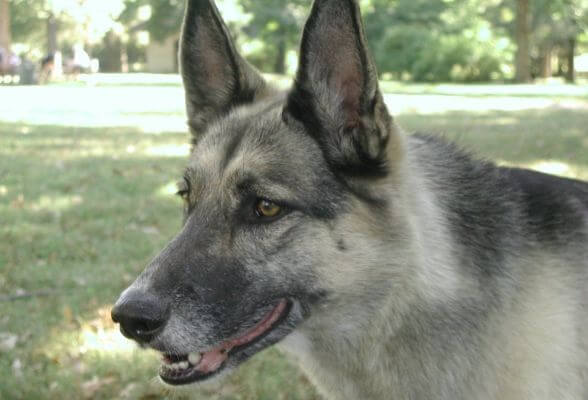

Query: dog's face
left=112, top=0, right=398, bottom=386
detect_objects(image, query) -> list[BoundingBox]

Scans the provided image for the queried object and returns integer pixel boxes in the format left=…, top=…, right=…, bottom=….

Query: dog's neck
left=280, top=296, right=490, bottom=400
left=277, top=146, right=490, bottom=400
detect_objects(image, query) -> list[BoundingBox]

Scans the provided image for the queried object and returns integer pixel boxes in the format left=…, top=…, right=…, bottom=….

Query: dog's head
left=112, top=0, right=406, bottom=386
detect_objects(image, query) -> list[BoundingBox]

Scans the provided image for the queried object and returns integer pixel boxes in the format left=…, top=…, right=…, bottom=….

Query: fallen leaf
left=141, top=226, right=160, bottom=236
left=81, top=376, right=116, bottom=399
left=62, top=306, right=74, bottom=323
left=71, top=357, right=88, bottom=374
left=11, top=194, right=25, bottom=209
left=0, top=333, right=18, bottom=352
left=119, top=383, right=139, bottom=399
left=12, top=358, right=23, bottom=378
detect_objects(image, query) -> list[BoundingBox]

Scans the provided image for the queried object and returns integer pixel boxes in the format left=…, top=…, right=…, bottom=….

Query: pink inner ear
left=339, top=74, right=362, bottom=129
left=322, top=26, right=363, bottom=130
left=332, top=53, right=363, bottom=130
left=200, top=26, right=231, bottom=94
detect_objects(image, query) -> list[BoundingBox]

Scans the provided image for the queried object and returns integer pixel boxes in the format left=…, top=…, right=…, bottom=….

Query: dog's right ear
left=180, top=0, right=267, bottom=145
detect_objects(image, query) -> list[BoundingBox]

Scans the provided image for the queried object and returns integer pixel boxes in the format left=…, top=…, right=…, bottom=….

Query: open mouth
left=159, top=299, right=291, bottom=385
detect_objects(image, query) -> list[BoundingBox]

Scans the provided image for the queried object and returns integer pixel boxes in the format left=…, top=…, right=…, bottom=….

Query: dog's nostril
left=114, top=311, right=167, bottom=342
left=111, top=289, right=169, bottom=343
left=111, top=309, right=120, bottom=324
left=134, top=319, right=163, bottom=335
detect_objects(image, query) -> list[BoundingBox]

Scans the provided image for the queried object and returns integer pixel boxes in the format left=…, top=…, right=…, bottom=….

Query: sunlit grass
left=379, top=80, right=588, bottom=99
left=1, top=75, right=587, bottom=399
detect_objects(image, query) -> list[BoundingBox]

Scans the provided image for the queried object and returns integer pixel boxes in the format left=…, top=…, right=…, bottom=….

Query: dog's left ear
left=285, top=0, right=393, bottom=177
left=180, top=0, right=267, bottom=144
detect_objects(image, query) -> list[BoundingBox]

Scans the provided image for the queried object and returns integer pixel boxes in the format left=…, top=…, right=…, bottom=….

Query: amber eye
left=177, top=190, right=189, bottom=201
left=255, top=199, right=281, bottom=218
left=176, top=179, right=190, bottom=201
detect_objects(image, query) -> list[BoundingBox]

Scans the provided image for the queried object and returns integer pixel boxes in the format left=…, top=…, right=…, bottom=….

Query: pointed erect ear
left=180, top=0, right=267, bottom=144
left=285, top=0, right=393, bottom=177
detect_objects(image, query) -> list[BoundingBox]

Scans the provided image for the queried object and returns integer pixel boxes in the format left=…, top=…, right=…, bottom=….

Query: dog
left=112, top=0, right=588, bottom=398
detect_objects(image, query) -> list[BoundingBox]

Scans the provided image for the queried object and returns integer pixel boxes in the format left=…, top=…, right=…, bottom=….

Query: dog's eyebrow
left=221, top=130, right=246, bottom=170
left=234, top=173, right=298, bottom=203
left=184, top=166, right=200, bottom=180
left=182, top=167, right=205, bottom=191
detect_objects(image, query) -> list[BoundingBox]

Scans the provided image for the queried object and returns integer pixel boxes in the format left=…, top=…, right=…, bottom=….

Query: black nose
left=111, top=289, right=169, bottom=343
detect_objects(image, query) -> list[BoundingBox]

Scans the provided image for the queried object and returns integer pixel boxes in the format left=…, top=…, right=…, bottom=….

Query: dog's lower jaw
left=157, top=299, right=299, bottom=386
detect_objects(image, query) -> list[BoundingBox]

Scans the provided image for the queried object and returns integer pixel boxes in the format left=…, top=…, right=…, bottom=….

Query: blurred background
left=0, top=0, right=587, bottom=399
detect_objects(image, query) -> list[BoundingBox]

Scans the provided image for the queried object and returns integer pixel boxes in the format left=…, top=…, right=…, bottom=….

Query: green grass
left=379, top=80, right=588, bottom=99
left=1, top=74, right=587, bottom=399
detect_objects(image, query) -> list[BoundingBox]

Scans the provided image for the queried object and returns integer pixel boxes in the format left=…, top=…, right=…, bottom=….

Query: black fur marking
left=416, top=134, right=588, bottom=278
left=501, top=167, right=588, bottom=245
left=414, top=134, right=515, bottom=278
left=221, top=123, right=247, bottom=170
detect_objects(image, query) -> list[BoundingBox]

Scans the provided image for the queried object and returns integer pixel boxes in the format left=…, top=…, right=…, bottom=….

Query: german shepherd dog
left=112, top=0, right=588, bottom=398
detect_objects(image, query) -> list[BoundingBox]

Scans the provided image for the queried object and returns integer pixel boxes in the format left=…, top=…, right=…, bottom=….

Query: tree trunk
left=539, top=43, right=552, bottom=79
left=556, top=49, right=565, bottom=77
left=273, top=30, right=287, bottom=75
left=0, top=0, right=11, bottom=67
left=121, top=46, right=129, bottom=73
left=515, top=0, right=531, bottom=83
left=565, top=38, right=575, bottom=83
left=47, top=13, right=58, bottom=55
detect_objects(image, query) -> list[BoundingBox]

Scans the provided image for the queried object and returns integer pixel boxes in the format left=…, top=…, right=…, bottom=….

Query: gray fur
left=113, top=0, right=588, bottom=398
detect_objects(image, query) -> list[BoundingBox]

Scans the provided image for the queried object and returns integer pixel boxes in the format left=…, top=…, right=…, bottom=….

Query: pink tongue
left=194, top=300, right=287, bottom=373
left=197, top=349, right=228, bottom=373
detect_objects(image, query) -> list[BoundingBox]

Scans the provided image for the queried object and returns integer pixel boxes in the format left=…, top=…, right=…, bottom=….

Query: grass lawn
left=1, top=74, right=587, bottom=399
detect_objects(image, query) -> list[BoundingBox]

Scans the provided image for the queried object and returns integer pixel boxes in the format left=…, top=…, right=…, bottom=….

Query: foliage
left=6, top=0, right=588, bottom=81
left=238, top=0, right=307, bottom=73
left=119, top=0, right=184, bottom=42
left=9, top=0, right=126, bottom=58
left=364, top=0, right=513, bottom=82
left=486, top=0, right=588, bottom=79
left=10, top=0, right=52, bottom=53
left=487, top=0, right=588, bottom=45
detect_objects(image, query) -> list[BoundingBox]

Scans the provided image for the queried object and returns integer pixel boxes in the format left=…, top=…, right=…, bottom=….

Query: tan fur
left=280, top=150, right=588, bottom=399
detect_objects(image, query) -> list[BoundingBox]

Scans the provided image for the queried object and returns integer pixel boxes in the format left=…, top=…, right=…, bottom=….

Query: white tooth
left=179, top=361, right=189, bottom=370
left=188, top=352, right=201, bottom=365
left=170, top=363, right=179, bottom=370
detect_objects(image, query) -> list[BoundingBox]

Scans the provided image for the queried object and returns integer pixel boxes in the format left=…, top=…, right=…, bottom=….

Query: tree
left=515, top=0, right=531, bottom=82
left=9, top=0, right=45, bottom=51
left=0, top=0, right=11, bottom=63
left=120, top=0, right=308, bottom=74
left=9, top=0, right=69, bottom=56
left=119, top=0, right=184, bottom=42
left=487, top=0, right=588, bottom=82
left=363, top=0, right=512, bottom=82
left=239, top=0, right=307, bottom=74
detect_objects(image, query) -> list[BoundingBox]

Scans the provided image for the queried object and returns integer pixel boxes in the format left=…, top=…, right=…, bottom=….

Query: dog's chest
left=279, top=331, right=387, bottom=400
